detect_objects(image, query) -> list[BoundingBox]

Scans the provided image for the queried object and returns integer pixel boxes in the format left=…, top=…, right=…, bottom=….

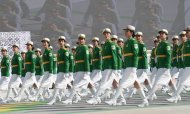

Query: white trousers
left=119, top=67, right=138, bottom=88
left=137, top=69, right=150, bottom=83
left=177, top=67, right=190, bottom=86
left=40, top=72, right=54, bottom=88
left=8, top=74, right=22, bottom=89
left=170, top=67, right=179, bottom=79
left=22, top=72, right=38, bottom=88
left=73, top=72, right=92, bottom=89
left=55, top=72, right=70, bottom=89
left=0, top=76, right=10, bottom=90
left=91, top=70, right=102, bottom=84
left=153, top=68, right=171, bottom=86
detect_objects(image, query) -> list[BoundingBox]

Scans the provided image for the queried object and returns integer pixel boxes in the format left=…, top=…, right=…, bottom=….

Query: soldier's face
left=1, top=50, right=7, bottom=56
left=125, top=30, right=132, bottom=38
left=92, top=40, right=98, bottom=46
left=21, top=53, right=26, bottom=58
left=42, top=41, right=49, bottom=48
left=78, top=38, right=85, bottom=44
left=117, top=41, right=124, bottom=47
left=35, top=51, right=40, bottom=56
left=136, top=35, right=142, bottom=42
left=12, top=46, right=19, bottom=52
left=180, top=35, right=187, bottom=42
left=103, top=32, right=111, bottom=39
left=26, top=44, right=32, bottom=50
left=111, top=38, right=117, bottom=43
left=58, top=40, right=65, bottom=47
left=159, top=32, right=167, bottom=40
left=186, top=31, right=190, bottom=38
left=172, top=39, right=179, bottom=45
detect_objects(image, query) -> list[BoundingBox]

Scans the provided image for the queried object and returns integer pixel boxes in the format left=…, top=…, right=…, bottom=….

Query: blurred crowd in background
left=0, top=0, right=187, bottom=49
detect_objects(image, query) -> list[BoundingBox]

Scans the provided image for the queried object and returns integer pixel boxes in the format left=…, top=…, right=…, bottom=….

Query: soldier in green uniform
left=111, top=35, right=122, bottom=83
left=3, top=44, right=22, bottom=103
left=170, top=35, right=179, bottom=83
left=65, top=43, right=75, bottom=84
left=21, top=51, right=26, bottom=81
left=0, top=47, right=11, bottom=100
left=136, top=32, right=153, bottom=96
left=117, top=38, right=125, bottom=77
left=105, top=25, right=148, bottom=107
left=150, top=38, right=159, bottom=84
left=63, top=34, right=93, bottom=104
left=35, top=48, right=44, bottom=86
left=14, top=41, right=38, bottom=102
left=148, top=29, right=176, bottom=102
left=90, top=37, right=102, bottom=86
left=49, top=46, right=57, bottom=90
left=88, top=44, right=93, bottom=73
left=167, top=30, right=190, bottom=103
left=87, top=28, right=118, bottom=105
left=31, top=38, right=54, bottom=101
left=48, top=36, right=70, bottom=105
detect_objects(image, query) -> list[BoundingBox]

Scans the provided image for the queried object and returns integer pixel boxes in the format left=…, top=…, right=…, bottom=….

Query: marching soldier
left=87, top=28, right=118, bottom=104
left=88, top=44, right=94, bottom=73
left=31, top=38, right=54, bottom=101
left=167, top=30, right=190, bottom=103
left=62, top=34, right=94, bottom=104
left=35, top=48, right=44, bottom=89
left=65, top=43, right=75, bottom=84
left=135, top=32, right=153, bottom=96
left=171, top=35, right=180, bottom=83
left=105, top=25, right=148, bottom=107
left=0, top=47, right=11, bottom=101
left=21, top=51, right=26, bottom=81
left=48, top=36, right=70, bottom=105
left=90, top=37, right=102, bottom=86
left=14, top=41, right=38, bottom=102
left=150, top=38, right=159, bottom=84
left=3, top=44, right=22, bottom=103
left=148, top=29, right=176, bottom=101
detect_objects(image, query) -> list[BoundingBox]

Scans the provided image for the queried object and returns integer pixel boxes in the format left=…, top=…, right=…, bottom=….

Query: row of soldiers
left=0, top=25, right=190, bottom=107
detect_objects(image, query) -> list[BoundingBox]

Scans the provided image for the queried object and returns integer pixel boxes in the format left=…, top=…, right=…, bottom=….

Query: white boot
left=167, top=96, right=179, bottom=103
left=117, top=98, right=126, bottom=105
left=47, top=98, right=56, bottom=105
left=86, top=97, right=101, bottom=105
left=138, top=99, right=149, bottom=107
left=62, top=99, right=72, bottom=104
left=105, top=98, right=117, bottom=106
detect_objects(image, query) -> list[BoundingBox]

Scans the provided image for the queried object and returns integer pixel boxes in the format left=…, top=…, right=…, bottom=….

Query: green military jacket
left=177, top=44, right=185, bottom=68
left=150, top=47, right=157, bottom=68
left=25, top=50, right=36, bottom=73
left=137, top=42, right=148, bottom=69
left=171, top=44, right=178, bottom=67
left=69, top=52, right=75, bottom=73
left=11, top=52, right=22, bottom=75
left=75, top=44, right=90, bottom=72
left=92, top=46, right=102, bottom=70
left=1, top=55, right=10, bottom=77
left=183, top=40, right=190, bottom=67
left=156, top=40, right=171, bottom=69
left=53, top=54, right=57, bottom=74
left=42, top=48, right=53, bottom=73
left=102, top=40, right=118, bottom=70
left=35, top=55, right=44, bottom=76
left=57, top=48, right=70, bottom=73
left=115, top=43, right=123, bottom=70
left=89, top=52, right=93, bottom=72
left=123, top=37, right=139, bottom=68
left=21, top=59, right=26, bottom=77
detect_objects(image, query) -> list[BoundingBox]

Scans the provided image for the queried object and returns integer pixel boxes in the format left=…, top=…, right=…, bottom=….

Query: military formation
left=0, top=25, right=190, bottom=108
